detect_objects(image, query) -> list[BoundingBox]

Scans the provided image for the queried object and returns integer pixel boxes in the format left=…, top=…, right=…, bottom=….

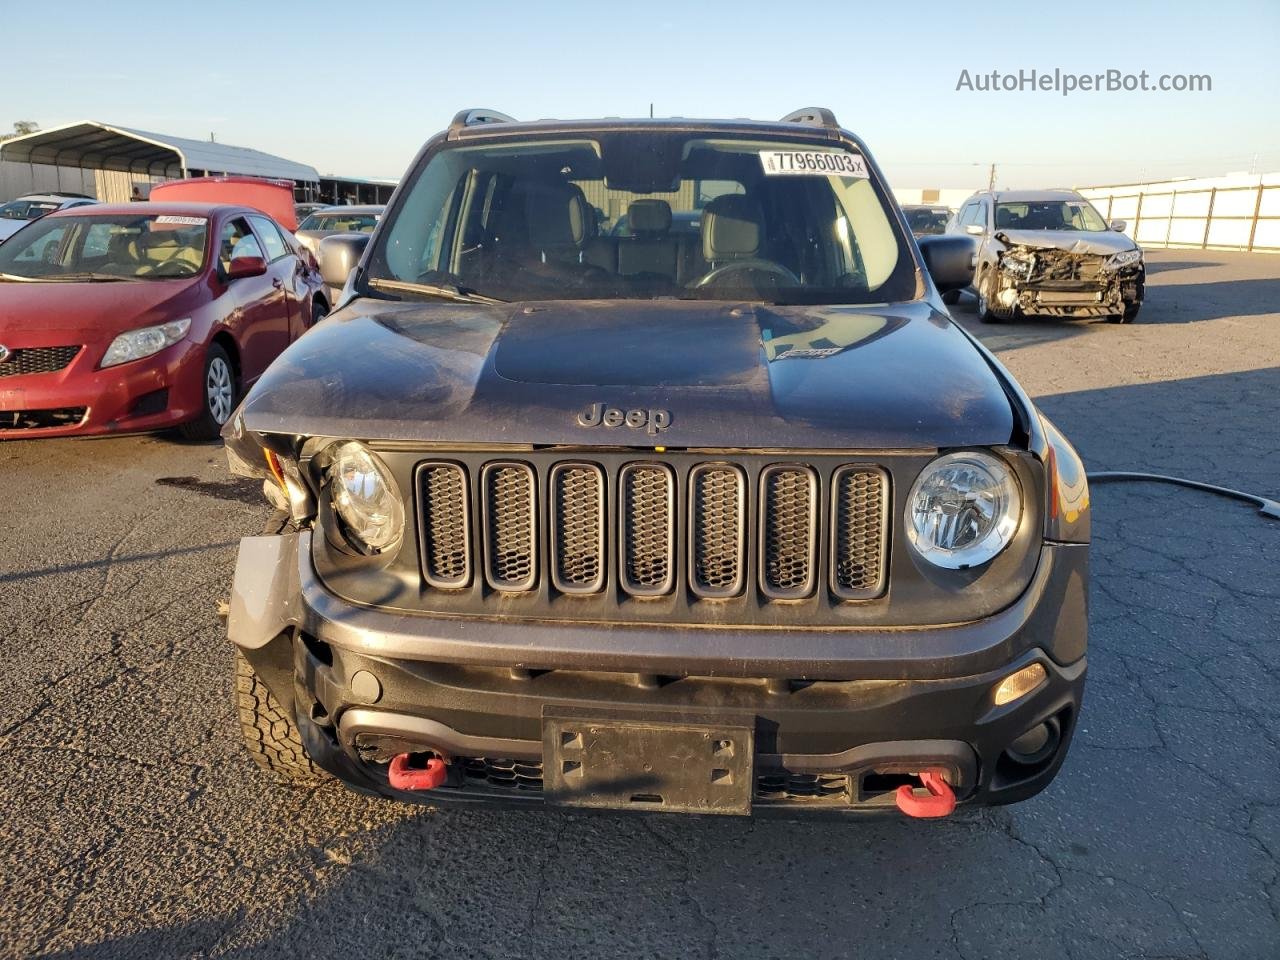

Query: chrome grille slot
left=619, top=463, right=675, bottom=596
left=689, top=464, right=746, bottom=598
left=416, top=462, right=471, bottom=589
left=481, top=462, right=537, bottom=592
left=550, top=463, right=605, bottom=594
left=830, top=467, right=888, bottom=599
left=759, top=465, right=817, bottom=599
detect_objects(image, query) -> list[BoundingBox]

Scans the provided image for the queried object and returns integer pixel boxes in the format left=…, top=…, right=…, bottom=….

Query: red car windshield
left=0, top=213, right=209, bottom=281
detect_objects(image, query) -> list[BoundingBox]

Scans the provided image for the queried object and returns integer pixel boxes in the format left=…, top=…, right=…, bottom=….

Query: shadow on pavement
left=24, top=366, right=1280, bottom=960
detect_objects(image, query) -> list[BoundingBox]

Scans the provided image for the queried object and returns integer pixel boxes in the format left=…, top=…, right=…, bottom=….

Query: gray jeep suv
left=223, top=108, right=1089, bottom=818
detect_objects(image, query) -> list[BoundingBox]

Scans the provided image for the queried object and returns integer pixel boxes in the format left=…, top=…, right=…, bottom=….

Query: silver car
left=0, top=192, right=97, bottom=243
left=947, top=189, right=1144, bottom=324
left=294, top=205, right=383, bottom=258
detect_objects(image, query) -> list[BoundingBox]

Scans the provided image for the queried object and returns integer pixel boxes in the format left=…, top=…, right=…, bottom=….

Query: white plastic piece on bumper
left=228, top=533, right=302, bottom=650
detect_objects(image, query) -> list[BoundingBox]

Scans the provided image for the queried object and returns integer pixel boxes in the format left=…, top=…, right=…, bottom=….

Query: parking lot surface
left=0, top=249, right=1276, bottom=959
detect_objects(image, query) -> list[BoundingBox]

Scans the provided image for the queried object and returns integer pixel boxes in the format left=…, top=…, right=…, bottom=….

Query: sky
left=3, top=0, right=1278, bottom=191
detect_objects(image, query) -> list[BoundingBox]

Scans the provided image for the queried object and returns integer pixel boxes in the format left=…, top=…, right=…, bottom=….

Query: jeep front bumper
left=229, top=531, right=1087, bottom=814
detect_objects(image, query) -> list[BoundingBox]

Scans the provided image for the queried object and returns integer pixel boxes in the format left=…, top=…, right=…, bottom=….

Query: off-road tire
left=234, top=648, right=327, bottom=785
left=180, top=343, right=237, bottom=441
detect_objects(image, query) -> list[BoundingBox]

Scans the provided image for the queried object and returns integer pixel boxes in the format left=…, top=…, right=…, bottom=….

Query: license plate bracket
left=542, top=707, right=754, bottom=815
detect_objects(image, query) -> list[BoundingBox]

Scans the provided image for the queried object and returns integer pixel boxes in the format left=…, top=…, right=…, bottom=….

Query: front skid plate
left=542, top=706, right=754, bottom=815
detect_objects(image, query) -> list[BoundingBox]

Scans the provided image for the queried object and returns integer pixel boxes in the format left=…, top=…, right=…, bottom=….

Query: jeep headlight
left=907, top=452, right=1022, bottom=569
left=1104, top=248, right=1143, bottom=270
left=328, top=441, right=403, bottom=553
left=100, top=318, right=191, bottom=367
left=1000, top=253, right=1034, bottom=280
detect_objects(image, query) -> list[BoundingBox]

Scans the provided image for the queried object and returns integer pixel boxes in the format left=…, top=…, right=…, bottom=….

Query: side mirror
left=1110, top=219, right=1127, bottom=232
left=964, top=223, right=984, bottom=236
left=918, top=234, right=977, bottom=293
left=318, top=232, right=371, bottom=289
left=225, top=255, right=267, bottom=280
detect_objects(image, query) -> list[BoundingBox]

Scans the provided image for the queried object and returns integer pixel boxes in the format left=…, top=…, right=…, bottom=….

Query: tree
left=0, top=121, right=40, bottom=142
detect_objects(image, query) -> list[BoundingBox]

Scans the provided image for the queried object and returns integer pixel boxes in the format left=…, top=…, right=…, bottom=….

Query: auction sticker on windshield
left=760, top=150, right=868, bottom=177
left=154, top=216, right=207, bottom=226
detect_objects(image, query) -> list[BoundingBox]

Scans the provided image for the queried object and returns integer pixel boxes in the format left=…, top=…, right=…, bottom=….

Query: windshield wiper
left=0, top=272, right=40, bottom=282
left=368, top=277, right=505, bottom=304
left=44, top=272, right=133, bottom=283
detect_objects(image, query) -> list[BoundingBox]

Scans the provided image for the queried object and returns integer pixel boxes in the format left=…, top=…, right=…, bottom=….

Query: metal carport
left=0, top=121, right=320, bottom=201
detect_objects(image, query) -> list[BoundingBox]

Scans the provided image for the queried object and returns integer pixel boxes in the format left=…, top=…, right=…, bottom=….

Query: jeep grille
left=414, top=456, right=888, bottom=605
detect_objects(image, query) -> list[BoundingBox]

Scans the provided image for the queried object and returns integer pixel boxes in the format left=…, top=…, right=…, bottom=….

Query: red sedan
left=0, top=202, right=327, bottom=440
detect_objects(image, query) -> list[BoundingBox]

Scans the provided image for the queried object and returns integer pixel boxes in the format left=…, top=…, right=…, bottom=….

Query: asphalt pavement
left=0, top=249, right=1276, bottom=959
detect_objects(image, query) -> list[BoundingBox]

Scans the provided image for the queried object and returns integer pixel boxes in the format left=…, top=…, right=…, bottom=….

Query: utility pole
left=649, top=103, right=654, bottom=119
left=987, top=163, right=997, bottom=190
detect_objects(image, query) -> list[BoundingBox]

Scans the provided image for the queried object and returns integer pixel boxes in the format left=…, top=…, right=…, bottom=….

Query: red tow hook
left=388, top=753, right=448, bottom=791
left=895, top=770, right=957, bottom=818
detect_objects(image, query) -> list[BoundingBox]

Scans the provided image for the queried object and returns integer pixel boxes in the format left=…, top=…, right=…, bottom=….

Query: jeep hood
left=234, top=298, right=1016, bottom=449
left=995, top=229, right=1136, bottom=256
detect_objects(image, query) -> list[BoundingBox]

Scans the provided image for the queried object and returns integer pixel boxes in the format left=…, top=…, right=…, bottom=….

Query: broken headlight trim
left=1104, top=249, right=1143, bottom=270
left=999, top=254, right=1034, bottom=280
left=906, top=451, right=1022, bottom=570
left=328, top=441, right=404, bottom=554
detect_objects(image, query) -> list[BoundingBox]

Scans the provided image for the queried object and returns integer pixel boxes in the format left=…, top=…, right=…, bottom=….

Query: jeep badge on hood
left=576, top=403, right=672, bottom=436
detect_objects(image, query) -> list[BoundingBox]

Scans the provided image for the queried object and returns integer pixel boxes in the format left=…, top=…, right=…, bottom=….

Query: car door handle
left=272, top=278, right=284, bottom=289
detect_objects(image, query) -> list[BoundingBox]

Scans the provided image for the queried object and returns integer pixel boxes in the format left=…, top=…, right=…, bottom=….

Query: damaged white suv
left=948, top=189, right=1144, bottom=324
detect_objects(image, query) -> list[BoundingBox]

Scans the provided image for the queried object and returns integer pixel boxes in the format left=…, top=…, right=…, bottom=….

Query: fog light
left=993, top=663, right=1047, bottom=706
left=1005, top=718, right=1061, bottom=767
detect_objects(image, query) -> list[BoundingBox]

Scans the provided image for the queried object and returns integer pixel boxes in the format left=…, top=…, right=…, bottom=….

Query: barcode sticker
left=154, top=215, right=207, bottom=225
left=759, top=151, right=869, bottom=178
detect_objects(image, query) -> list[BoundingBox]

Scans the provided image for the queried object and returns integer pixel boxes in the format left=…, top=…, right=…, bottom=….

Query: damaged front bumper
left=228, top=530, right=1088, bottom=816
left=995, top=242, right=1144, bottom=318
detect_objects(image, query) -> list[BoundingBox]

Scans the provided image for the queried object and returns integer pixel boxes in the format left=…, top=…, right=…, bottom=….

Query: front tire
left=1109, top=302, right=1141, bottom=324
left=977, top=271, right=1014, bottom=324
left=233, top=648, right=327, bottom=785
left=310, top=297, right=329, bottom=327
left=179, top=343, right=236, bottom=441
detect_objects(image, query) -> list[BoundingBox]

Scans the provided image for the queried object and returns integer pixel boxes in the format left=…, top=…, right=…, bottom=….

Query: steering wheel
left=693, top=258, right=800, bottom=289
left=150, top=260, right=198, bottom=278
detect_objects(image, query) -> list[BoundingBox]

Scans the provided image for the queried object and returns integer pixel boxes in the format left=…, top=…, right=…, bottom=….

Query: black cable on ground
left=1087, top=471, right=1280, bottom=520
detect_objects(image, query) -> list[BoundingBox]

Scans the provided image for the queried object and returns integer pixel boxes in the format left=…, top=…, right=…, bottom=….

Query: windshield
left=995, top=200, right=1108, bottom=232
left=0, top=199, right=60, bottom=221
left=0, top=213, right=209, bottom=280
left=905, top=208, right=949, bottom=235
left=365, top=133, right=916, bottom=305
left=299, top=211, right=381, bottom=233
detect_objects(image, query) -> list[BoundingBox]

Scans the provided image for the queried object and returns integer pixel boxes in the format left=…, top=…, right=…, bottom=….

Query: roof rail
left=779, top=107, right=841, bottom=131
left=447, top=108, right=518, bottom=139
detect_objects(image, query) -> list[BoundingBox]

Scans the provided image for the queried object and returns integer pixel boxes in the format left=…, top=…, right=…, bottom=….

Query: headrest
left=523, top=180, right=590, bottom=248
left=703, top=195, right=763, bottom=261
left=628, top=199, right=672, bottom=235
